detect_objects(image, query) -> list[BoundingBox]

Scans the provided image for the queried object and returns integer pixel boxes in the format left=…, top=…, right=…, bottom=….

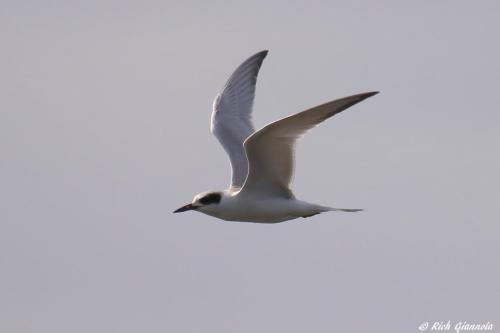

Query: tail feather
left=321, top=206, right=363, bottom=213
left=300, top=203, right=362, bottom=219
left=327, top=207, right=363, bottom=213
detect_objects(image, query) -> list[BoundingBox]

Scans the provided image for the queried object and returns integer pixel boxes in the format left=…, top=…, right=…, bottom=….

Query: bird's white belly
left=201, top=198, right=321, bottom=223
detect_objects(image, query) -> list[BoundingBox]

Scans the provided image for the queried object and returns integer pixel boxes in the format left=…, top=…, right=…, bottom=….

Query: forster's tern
left=174, top=50, right=378, bottom=223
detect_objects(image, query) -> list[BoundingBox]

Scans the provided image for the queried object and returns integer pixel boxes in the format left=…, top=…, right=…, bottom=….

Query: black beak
left=173, top=203, right=197, bottom=213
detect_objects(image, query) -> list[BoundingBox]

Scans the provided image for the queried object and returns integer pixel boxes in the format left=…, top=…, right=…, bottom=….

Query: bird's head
left=173, top=191, right=223, bottom=214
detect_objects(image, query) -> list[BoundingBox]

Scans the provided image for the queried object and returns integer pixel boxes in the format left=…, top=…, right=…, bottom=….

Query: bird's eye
left=199, top=193, right=222, bottom=205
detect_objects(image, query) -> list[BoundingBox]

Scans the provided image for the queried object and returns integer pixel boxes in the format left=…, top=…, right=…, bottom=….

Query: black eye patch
left=199, top=192, right=222, bottom=205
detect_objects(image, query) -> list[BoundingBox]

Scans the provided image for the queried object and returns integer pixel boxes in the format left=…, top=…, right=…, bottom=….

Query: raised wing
left=239, top=91, right=379, bottom=199
left=211, top=50, right=268, bottom=191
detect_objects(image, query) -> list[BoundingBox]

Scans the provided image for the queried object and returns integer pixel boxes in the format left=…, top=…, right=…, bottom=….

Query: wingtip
left=259, top=49, right=269, bottom=57
left=356, top=91, right=379, bottom=101
left=366, top=91, right=379, bottom=97
left=245, top=50, right=269, bottom=63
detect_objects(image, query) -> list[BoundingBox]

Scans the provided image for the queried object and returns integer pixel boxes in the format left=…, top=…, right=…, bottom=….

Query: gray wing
left=239, top=91, right=379, bottom=199
left=211, top=50, right=268, bottom=191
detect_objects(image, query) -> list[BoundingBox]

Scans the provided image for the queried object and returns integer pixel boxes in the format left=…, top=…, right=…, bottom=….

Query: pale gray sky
left=1, top=1, right=499, bottom=332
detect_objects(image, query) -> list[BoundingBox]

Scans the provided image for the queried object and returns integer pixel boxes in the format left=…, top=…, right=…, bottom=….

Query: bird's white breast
left=198, top=194, right=325, bottom=223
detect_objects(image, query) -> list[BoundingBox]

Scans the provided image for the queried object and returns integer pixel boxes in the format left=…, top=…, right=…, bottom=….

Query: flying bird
left=174, top=50, right=378, bottom=223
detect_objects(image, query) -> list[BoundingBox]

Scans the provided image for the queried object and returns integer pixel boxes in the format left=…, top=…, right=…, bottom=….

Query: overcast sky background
left=1, top=1, right=499, bottom=332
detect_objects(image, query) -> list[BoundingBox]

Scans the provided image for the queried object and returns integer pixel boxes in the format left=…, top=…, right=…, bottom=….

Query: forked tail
left=300, top=203, right=363, bottom=218
left=329, top=207, right=363, bottom=212
left=318, top=204, right=363, bottom=213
